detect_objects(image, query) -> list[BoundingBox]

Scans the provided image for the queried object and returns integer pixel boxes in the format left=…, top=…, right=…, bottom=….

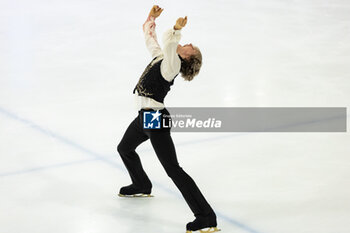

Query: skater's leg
left=149, top=131, right=214, bottom=216
left=117, top=116, right=151, bottom=188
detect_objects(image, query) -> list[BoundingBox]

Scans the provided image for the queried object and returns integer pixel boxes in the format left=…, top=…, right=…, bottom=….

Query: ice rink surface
left=1, top=0, right=350, bottom=232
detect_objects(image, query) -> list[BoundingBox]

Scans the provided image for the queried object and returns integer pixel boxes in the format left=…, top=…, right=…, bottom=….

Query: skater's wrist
left=147, top=15, right=156, bottom=21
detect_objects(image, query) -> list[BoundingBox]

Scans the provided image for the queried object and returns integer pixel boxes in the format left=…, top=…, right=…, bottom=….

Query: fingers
left=153, top=5, right=163, bottom=15
left=156, top=8, right=163, bottom=14
left=178, top=16, right=187, bottom=22
left=149, top=5, right=164, bottom=18
left=153, top=5, right=163, bottom=12
left=177, top=16, right=188, bottom=27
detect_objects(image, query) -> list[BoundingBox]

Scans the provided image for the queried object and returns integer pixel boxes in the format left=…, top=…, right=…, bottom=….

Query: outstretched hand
left=174, top=16, right=187, bottom=30
left=149, top=5, right=163, bottom=18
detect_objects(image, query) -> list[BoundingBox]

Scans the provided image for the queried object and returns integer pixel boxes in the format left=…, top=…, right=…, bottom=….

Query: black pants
left=117, top=108, right=214, bottom=217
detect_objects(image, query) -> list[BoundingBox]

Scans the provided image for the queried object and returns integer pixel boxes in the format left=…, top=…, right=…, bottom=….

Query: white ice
left=1, top=0, right=350, bottom=233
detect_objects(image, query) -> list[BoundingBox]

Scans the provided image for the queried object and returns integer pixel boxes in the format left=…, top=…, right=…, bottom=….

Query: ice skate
left=118, top=184, right=153, bottom=198
left=186, top=227, right=221, bottom=233
left=186, top=213, right=220, bottom=233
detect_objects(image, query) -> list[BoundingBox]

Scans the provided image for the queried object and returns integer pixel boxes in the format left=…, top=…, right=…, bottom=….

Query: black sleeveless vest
left=133, top=56, right=181, bottom=103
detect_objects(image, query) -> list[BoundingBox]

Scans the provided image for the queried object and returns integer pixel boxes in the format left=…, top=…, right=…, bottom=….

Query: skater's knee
left=117, top=143, right=123, bottom=154
left=117, top=141, right=129, bottom=155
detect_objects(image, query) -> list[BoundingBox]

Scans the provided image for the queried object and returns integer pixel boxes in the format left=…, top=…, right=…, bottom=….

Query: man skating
left=117, top=5, right=220, bottom=233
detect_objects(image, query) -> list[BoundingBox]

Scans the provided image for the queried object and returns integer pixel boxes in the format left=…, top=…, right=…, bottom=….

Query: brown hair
left=180, top=46, right=202, bottom=81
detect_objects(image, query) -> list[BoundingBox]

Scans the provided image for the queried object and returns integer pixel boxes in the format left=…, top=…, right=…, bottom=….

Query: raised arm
left=160, top=16, right=187, bottom=82
left=143, top=5, right=163, bottom=59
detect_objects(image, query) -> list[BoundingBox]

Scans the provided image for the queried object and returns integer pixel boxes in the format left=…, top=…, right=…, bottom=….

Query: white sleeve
left=160, top=28, right=182, bottom=82
left=143, top=16, right=162, bottom=59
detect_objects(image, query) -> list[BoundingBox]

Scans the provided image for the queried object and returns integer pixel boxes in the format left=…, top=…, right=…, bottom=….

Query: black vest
left=133, top=56, right=180, bottom=103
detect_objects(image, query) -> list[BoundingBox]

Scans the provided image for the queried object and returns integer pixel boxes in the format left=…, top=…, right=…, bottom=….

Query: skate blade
left=186, top=227, right=221, bottom=233
left=118, top=193, right=153, bottom=198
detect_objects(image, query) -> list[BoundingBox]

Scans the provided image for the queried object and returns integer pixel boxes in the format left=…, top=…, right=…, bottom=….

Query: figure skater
left=117, top=5, right=220, bottom=233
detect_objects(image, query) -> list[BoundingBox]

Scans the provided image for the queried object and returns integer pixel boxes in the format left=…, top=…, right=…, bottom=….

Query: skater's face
left=177, top=44, right=197, bottom=59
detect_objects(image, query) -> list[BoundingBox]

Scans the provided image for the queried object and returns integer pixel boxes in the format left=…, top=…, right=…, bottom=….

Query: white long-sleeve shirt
left=134, top=16, right=182, bottom=110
